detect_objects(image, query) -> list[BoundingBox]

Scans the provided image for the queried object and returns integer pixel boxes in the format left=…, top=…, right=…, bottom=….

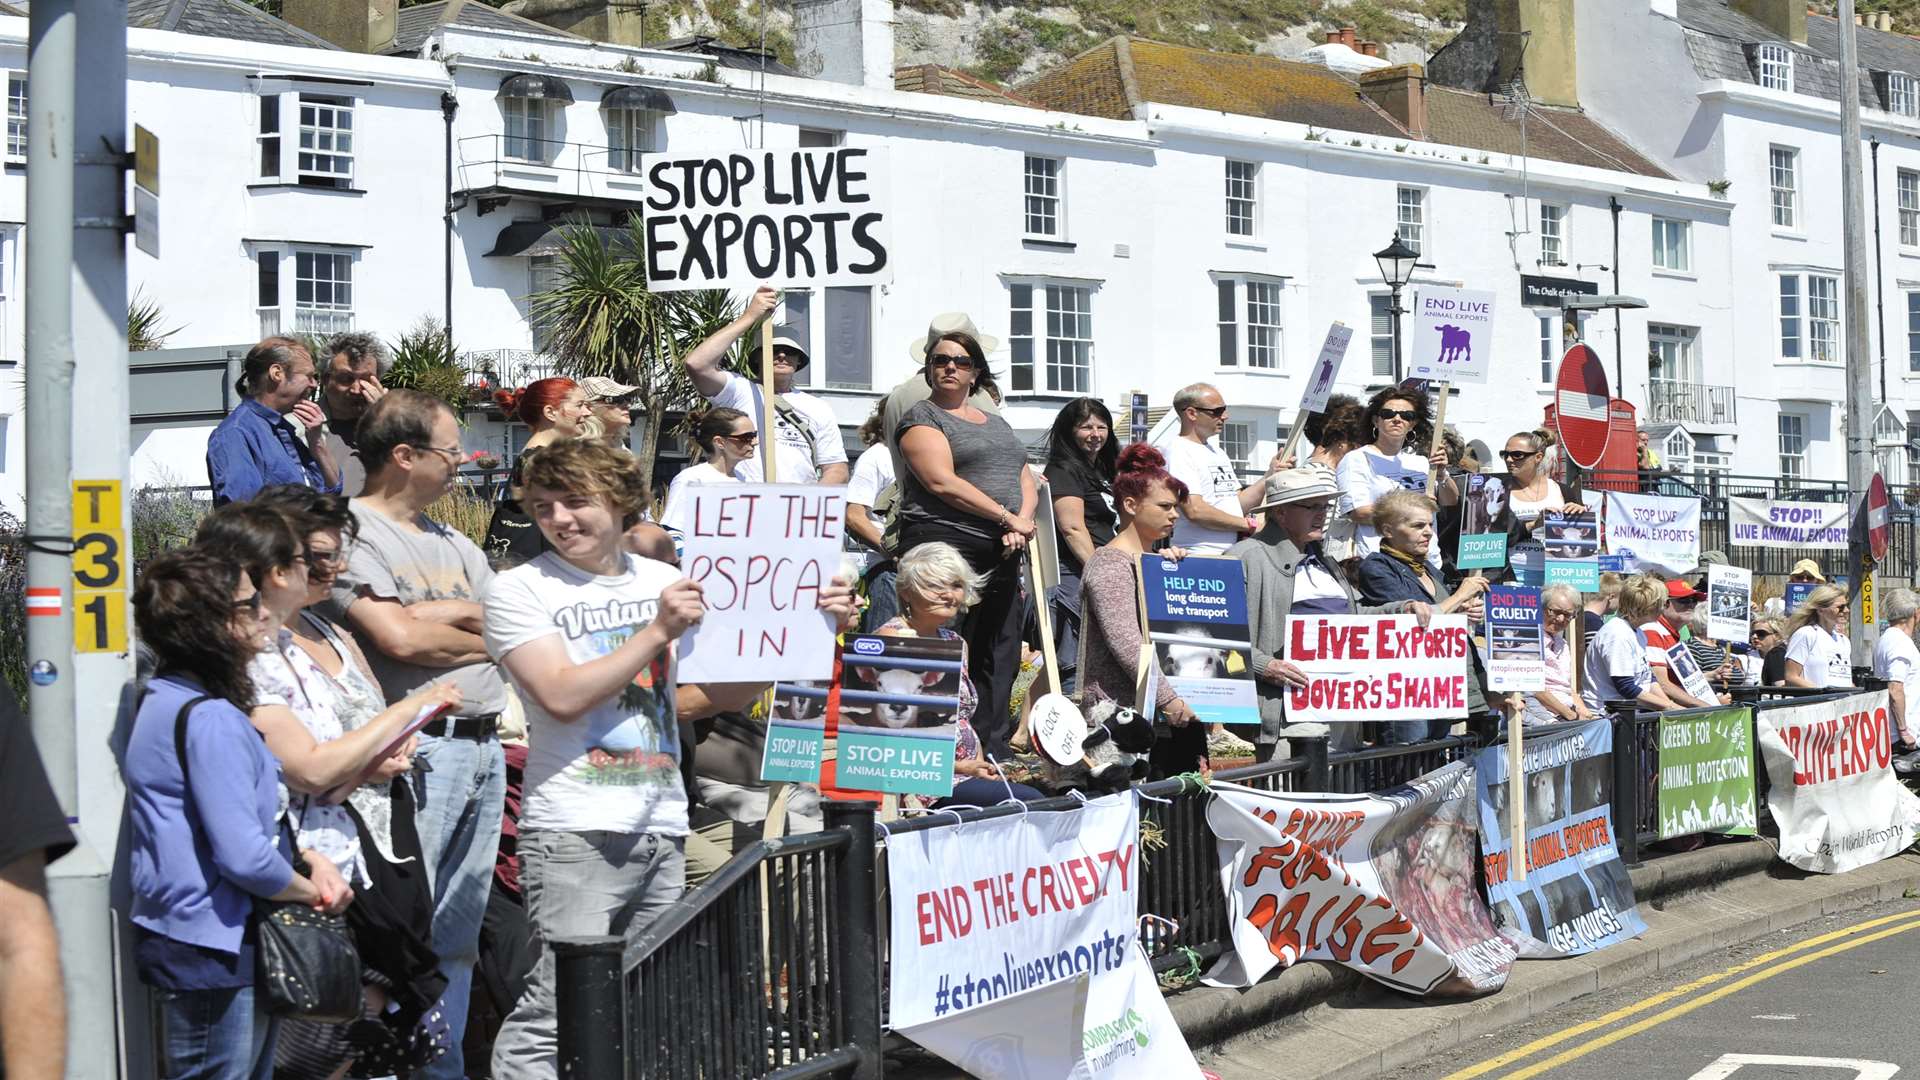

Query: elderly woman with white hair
left=1872, top=587, right=1920, bottom=750
left=1526, top=585, right=1595, bottom=725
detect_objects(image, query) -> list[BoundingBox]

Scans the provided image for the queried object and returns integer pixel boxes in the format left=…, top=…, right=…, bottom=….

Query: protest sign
left=1601, top=491, right=1700, bottom=576
left=1509, top=539, right=1545, bottom=587
left=1729, top=497, right=1849, bottom=550
left=641, top=148, right=892, bottom=292
left=1486, top=586, right=1545, bottom=692
left=678, top=484, right=846, bottom=683
left=1409, top=286, right=1496, bottom=384
left=1542, top=510, right=1600, bottom=591
left=1284, top=614, right=1472, bottom=724
left=1707, top=564, right=1752, bottom=641
left=761, top=673, right=831, bottom=784
left=1299, top=322, right=1353, bottom=417
left=1458, top=473, right=1512, bottom=570
left=1140, top=555, right=1258, bottom=726
left=1657, top=708, right=1757, bottom=839
left=1756, top=691, right=1920, bottom=873
left=1206, top=764, right=1522, bottom=997
left=1475, top=718, right=1647, bottom=955
left=1665, top=642, right=1717, bottom=702
left=836, top=634, right=964, bottom=797
left=888, top=793, right=1203, bottom=1078
left=1785, top=581, right=1816, bottom=612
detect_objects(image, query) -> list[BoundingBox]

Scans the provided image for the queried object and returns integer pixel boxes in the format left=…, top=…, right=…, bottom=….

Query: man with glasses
left=206, top=336, right=342, bottom=506
left=332, top=389, right=506, bottom=1080
left=679, top=285, right=848, bottom=485
left=1155, top=382, right=1285, bottom=555
left=1638, top=579, right=1719, bottom=707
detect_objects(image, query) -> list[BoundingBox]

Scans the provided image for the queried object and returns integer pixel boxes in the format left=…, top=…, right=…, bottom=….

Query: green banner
left=1656, top=707, right=1758, bottom=839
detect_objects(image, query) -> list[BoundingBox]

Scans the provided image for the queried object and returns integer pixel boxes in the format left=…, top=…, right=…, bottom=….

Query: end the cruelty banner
left=887, top=793, right=1203, bottom=1078
left=1205, top=764, right=1523, bottom=997
left=1475, top=719, right=1646, bottom=955
left=1284, top=614, right=1471, bottom=724
left=1756, top=691, right=1920, bottom=873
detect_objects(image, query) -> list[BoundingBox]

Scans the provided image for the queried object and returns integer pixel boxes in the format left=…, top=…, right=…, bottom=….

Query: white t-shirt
left=1156, top=435, right=1243, bottom=555
left=1336, top=446, right=1431, bottom=558
left=1784, top=625, right=1851, bottom=688
left=1508, top=479, right=1567, bottom=521
left=709, top=372, right=847, bottom=484
left=1582, top=616, right=1652, bottom=712
left=845, top=443, right=895, bottom=507
left=659, top=462, right=737, bottom=544
left=483, top=551, right=689, bottom=836
left=1873, top=626, right=1920, bottom=739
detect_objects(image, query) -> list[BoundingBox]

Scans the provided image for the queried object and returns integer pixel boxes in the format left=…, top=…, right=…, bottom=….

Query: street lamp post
left=1374, top=233, right=1420, bottom=383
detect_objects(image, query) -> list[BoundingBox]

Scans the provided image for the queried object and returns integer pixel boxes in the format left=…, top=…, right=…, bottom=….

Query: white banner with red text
left=886, top=792, right=1202, bottom=1078
left=1204, top=763, right=1523, bottom=998
left=1755, top=691, right=1920, bottom=874
left=1283, top=613, right=1472, bottom=724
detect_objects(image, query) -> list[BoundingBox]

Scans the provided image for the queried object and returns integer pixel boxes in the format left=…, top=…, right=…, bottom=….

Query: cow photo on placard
left=1459, top=473, right=1514, bottom=570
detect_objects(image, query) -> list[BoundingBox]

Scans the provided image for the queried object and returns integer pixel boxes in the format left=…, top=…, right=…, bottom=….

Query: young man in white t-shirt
left=680, top=285, right=849, bottom=485
left=1153, top=382, right=1283, bottom=555
left=484, top=440, right=855, bottom=1078
left=1873, top=588, right=1920, bottom=748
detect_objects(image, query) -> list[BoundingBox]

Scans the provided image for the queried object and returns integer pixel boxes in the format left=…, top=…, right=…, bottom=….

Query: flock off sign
left=643, top=148, right=893, bottom=293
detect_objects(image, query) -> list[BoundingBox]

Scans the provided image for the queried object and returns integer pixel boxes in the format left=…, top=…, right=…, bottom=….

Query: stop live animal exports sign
left=1285, top=614, right=1472, bottom=724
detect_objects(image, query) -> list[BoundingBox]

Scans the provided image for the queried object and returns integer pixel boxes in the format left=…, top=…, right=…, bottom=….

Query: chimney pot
left=1341, top=26, right=1357, bottom=46
left=1326, top=30, right=1342, bottom=45
left=1359, top=41, right=1381, bottom=57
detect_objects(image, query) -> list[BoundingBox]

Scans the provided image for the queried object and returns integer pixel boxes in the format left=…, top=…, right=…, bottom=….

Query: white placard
left=1297, top=322, right=1353, bottom=416
left=1602, top=491, right=1701, bottom=576
left=1707, top=564, right=1752, bottom=642
left=1409, top=286, right=1496, bottom=384
left=1283, top=614, right=1473, bottom=724
left=675, top=483, right=846, bottom=683
left=1728, top=496, right=1850, bottom=550
left=1666, top=642, right=1717, bottom=702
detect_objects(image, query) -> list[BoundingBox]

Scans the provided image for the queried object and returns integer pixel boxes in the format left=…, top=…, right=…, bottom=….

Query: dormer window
left=1757, top=43, right=1793, bottom=92
left=1891, top=72, right=1918, bottom=117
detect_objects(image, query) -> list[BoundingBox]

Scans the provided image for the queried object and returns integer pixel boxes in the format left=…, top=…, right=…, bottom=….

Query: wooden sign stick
left=1428, top=382, right=1452, bottom=490
left=759, top=319, right=779, bottom=483
left=1027, top=544, right=1062, bottom=698
left=1275, top=420, right=1308, bottom=472
left=1508, top=697, right=1526, bottom=885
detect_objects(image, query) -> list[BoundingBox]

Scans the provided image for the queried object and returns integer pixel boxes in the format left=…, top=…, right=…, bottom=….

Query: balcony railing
left=462, top=348, right=561, bottom=390
left=457, top=134, right=651, bottom=201
left=1647, top=378, right=1737, bottom=426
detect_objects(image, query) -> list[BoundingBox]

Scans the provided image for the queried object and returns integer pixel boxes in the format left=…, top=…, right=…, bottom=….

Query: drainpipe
left=1873, top=137, right=1888, bottom=401
left=1609, top=196, right=1624, bottom=394
left=442, top=90, right=458, bottom=344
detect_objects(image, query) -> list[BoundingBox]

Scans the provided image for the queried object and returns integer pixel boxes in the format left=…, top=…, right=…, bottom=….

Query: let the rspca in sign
left=1409, top=286, right=1496, bottom=383
left=1285, top=614, right=1472, bottom=724
left=1140, top=555, right=1258, bottom=726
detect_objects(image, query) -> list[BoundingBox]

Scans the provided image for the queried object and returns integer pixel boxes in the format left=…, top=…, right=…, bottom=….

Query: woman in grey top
left=897, top=329, right=1038, bottom=758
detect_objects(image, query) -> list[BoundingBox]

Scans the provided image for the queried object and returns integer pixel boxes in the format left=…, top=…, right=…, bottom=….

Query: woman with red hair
left=1077, top=444, right=1206, bottom=777
left=484, top=378, right=591, bottom=568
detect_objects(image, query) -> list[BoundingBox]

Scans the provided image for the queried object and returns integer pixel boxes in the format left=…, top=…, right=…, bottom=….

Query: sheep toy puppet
left=1033, top=698, right=1155, bottom=795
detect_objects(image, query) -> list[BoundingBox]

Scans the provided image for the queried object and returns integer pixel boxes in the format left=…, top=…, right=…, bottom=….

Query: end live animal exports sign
left=1409, top=286, right=1496, bottom=384
left=642, top=148, right=892, bottom=292
left=1285, top=614, right=1472, bottom=724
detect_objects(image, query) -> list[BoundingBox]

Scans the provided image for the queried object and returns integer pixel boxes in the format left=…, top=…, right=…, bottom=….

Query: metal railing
left=1647, top=379, right=1738, bottom=426
left=460, top=347, right=562, bottom=391
left=457, top=133, right=652, bottom=200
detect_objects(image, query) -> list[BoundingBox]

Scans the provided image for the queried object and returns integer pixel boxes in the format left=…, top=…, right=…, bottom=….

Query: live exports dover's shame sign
left=1284, top=614, right=1472, bottom=724
left=641, top=148, right=893, bottom=292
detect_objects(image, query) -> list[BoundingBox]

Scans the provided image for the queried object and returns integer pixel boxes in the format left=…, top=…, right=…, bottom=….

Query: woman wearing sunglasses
left=1783, top=584, right=1855, bottom=689
left=1499, top=430, right=1587, bottom=523
left=1335, top=384, right=1457, bottom=564
left=659, top=407, right=754, bottom=558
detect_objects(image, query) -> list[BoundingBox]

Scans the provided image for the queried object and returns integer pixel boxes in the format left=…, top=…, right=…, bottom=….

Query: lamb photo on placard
left=838, top=635, right=966, bottom=732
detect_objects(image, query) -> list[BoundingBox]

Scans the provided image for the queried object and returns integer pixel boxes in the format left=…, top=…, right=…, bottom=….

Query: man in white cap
left=1229, top=466, right=1429, bottom=760
left=679, top=285, right=848, bottom=484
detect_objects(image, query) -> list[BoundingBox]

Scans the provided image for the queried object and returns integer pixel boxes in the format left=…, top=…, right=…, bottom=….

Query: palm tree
left=529, top=216, right=739, bottom=487
left=127, top=289, right=179, bottom=353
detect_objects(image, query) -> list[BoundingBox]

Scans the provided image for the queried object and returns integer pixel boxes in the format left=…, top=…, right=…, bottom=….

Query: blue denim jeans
left=413, top=733, right=507, bottom=1080
left=155, top=984, right=278, bottom=1080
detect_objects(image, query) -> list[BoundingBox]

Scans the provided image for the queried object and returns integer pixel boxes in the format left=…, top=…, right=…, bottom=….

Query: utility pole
left=1840, top=0, right=1876, bottom=665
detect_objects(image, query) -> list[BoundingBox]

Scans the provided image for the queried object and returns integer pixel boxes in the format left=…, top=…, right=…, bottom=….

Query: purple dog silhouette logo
left=1433, top=324, right=1472, bottom=365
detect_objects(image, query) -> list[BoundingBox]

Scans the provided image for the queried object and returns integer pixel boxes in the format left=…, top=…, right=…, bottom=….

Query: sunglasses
left=228, top=593, right=263, bottom=618
left=1671, top=597, right=1701, bottom=607
left=1190, top=405, right=1230, bottom=419
left=725, top=430, right=759, bottom=444
left=1498, top=450, right=1540, bottom=461
left=927, top=355, right=976, bottom=370
left=1379, top=408, right=1420, bottom=422
left=299, top=546, right=352, bottom=572
left=1544, top=607, right=1577, bottom=618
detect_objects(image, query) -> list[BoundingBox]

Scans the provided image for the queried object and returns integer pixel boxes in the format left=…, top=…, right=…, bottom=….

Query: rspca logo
left=852, top=638, right=886, bottom=656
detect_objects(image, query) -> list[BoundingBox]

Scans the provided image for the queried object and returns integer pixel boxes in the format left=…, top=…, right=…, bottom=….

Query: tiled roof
left=893, top=64, right=1039, bottom=108
left=1017, top=36, right=1409, bottom=136
left=389, top=0, right=580, bottom=56
left=1425, top=86, right=1671, bottom=177
left=1677, top=0, right=1920, bottom=111
left=127, top=0, right=337, bottom=50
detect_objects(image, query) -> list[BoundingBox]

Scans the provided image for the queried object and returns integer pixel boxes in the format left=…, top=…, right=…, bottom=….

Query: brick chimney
left=1429, top=0, right=1578, bottom=107
left=794, top=0, right=895, bottom=90
left=1358, top=41, right=1382, bottom=57
left=1730, top=0, right=1807, bottom=43
left=282, top=0, right=397, bottom=53
left=1339, top=26, right=1358, bottom=47
left=1359, top=64, right=1428, bottom=139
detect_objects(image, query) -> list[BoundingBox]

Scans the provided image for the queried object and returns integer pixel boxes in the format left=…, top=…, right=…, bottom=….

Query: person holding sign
left=679, top=285, right=848, bottom=485
left=1526, top=585, right=1595, bottom=724
left=1155, top=383, right=1285, bottom=555
left=657, top=407, right=751, bottom=556
left=1498, top=430, right=1585, bottom=524
left=1782, top=584, right=1855, bottom=689
left=1871, top=588, right=1920, bottom=750
left=1336, top=385, right=1457, bottom=563
left=1044, top=397, right=1119, bottom=694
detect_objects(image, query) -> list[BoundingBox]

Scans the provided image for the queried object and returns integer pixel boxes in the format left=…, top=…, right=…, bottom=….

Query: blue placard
left=1139, top=555, right=1259, bottom=726
left=1785, top=582, right=1815, bottom=612
left=1597, top=554, right=1628, bottom=573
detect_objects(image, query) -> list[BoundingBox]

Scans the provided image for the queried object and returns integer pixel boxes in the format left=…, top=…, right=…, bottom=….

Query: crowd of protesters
left=95, top=290, right=1897, bottom=1080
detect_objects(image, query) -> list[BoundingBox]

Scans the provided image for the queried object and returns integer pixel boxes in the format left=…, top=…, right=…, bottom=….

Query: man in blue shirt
left=205, top=336, right=341, bottom=505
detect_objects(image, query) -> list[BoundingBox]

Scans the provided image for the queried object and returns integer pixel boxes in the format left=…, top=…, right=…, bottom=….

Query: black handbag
left=172, top=695, right=363, bottom=1022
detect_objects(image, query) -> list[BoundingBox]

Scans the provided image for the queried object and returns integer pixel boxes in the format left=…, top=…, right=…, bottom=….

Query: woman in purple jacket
left=125, top=548, right=354, bottom=1080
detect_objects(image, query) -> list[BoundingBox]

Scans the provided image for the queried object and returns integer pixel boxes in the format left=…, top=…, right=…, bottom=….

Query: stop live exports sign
left=1285, top=614, right=1472, bottom=724
left=642, top=148, right=893, bottom=292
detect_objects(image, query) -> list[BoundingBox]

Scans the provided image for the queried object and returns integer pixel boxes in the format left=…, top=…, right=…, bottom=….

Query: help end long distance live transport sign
left=642, top=148, right=893, bottom=292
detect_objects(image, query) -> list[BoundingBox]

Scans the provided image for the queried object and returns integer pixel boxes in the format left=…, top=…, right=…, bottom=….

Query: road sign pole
left=1840, top=1, right=1877, bottom=665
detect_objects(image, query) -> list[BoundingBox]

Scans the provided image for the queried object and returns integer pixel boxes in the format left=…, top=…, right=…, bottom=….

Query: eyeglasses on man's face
left=410, top=444, right=465, bottom=466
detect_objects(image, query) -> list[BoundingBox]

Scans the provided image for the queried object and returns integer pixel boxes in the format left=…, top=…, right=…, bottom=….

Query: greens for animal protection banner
left=1139, top=555, right=1258, bottom=726
left=1656, top=707, right=1757, bottom=840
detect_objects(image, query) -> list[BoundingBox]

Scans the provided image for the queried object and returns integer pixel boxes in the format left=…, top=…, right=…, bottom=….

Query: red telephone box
left=1541, top=398, right=1637, bottom=491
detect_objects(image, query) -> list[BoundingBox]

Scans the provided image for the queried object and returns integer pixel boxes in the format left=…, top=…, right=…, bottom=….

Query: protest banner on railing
left=1486, top=586, right=1545, bottom=692
left=1459, top=473, right=1512, bottom=570
left=1657, top=708, right=1757, bottom=839
left=677, top=484, right=846, bottom=683
left=1729, top=497, right=1849, bottom=550
left=1542, top=510, right=1599, bottom=591
left=1707, top=565, right=1752, bottom=641
left=1474, top=718, right=1647, bottom=955
left=1756, top=691, right=1920, bottom=873
left=888, top=793, right=1202, bottom=1078
left=1140, top=554, right=1257, bottom=726
left=1205, top=764, right=1523, bottom=997
left=1601, top=491, right=1700, bottom=576
left=1284, top=614, right=1471, bottom=724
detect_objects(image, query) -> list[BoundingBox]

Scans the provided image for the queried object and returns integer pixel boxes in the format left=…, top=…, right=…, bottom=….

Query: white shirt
left=1582, top=617, right=1652, bottom=713
left=845, top=442, right=895, bottom=507
left=1784, top=624, right=1851, bottom=688
left=1873, top=626, right=1920, bottom=739
left=483, top=551, right=690, bottom=835
left=1508, top=479, right=1567, bottom=521
left=1336, top=445, right=1432, bottom=558
left=708, top=371, right=848, bottom=484
left=659, top=461, right=738, bottom=550
left=1156, top=434, right=1243, bottom=555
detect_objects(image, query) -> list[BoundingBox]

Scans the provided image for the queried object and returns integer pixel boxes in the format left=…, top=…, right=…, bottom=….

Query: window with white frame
left=604, top=107, right=656, bottom=173
left=296, top=94, right=353, bottom=187
left=1396, top=186, right=1425, bottom=254
left=257, top=94, right=281, bottom=179
left=774, top=286, right=874, bottom=390
left=1757, top=43, right=1794, bottom=91
left=1694, top=449, right=1732, bottom=480
left=1225, top=160, right=1259, bottom=237
left=1652, top=216, right=1691, bottom=272
left=1539, top=203, right=1567, bottom=265
left=1779, top=276, right=1800, bottom=359
left=1777, top=412, right=1806, bottom=478
left=798, top=128, right=844, bottom=148
left=1023, top=155, right=1063, bottom=238
left=1778, top=272, right=1840, bottom=362
left=1770, top=145, right=1799, bottom=229
left=255, top=251, right=281, bottom=337
left=1009, top=280, right=1092, bottom=393
left=529, top=255, right=563, bottom=353
left=5, top=74, right=24, bottom=162
left=503, top=97, right=551, bottom=162
left=1215, top=276, right=1284, bottom=369
left=1649, top=324, right=1700, bottom=385
left=293, top=250, right=353, bottom=335
left=1370, top=294, right=1394, bottom=378
left=1892, top=72, right=1919, bottom=117
left=1908, top=410, right=1920, bottom=475
left=1538, top=315, right=1558, bottom=383
left=1221, top=421, right=1253, bottom=467
left=1907, top=291, right=1920, bottom=372
left=1663, top=429, right=1693, bottom=473
left=1901, top=169, right=1920, bottom=247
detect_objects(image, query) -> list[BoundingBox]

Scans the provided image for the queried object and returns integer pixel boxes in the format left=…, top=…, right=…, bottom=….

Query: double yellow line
left=1440, top=907, right=1920, bottom=1080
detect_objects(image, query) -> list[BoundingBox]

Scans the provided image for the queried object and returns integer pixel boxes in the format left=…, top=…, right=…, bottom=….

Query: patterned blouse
left=878, top=618, right=979, bottom=762
left=249, top=626, right=369, bottom=888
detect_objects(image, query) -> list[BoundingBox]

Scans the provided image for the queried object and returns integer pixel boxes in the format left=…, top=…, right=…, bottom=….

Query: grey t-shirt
left=318, top=421, right=366, bottom=499
left=333, top=500, right=507, bottom=715
left=895, top=399, right=1025, bottom=544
